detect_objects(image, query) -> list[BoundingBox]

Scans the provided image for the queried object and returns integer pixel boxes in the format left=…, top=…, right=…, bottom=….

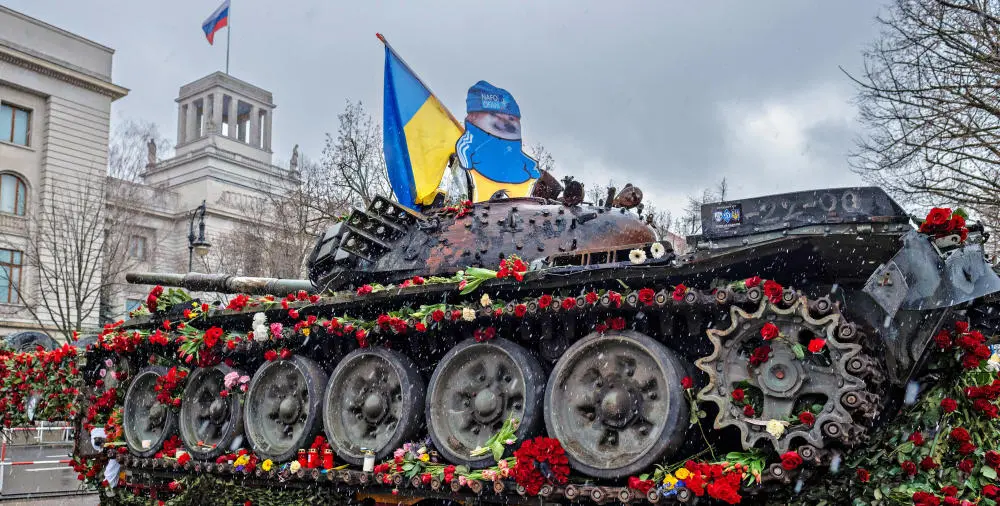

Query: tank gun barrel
left=126, top=272, right=314, bottom=296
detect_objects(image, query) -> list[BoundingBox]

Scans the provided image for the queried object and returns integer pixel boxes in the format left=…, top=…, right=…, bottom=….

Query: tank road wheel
left=244, top=356, right=327, bottom=462
left=123, top=366, right=177, bottom=457
left=323, top=348, right=426, bottom=464
left=545, top=331, right=690, bottom=479
left=426, top=338, right=545, bottom=468
left=695, top=296, right=879, bottom=453
left=178, top=365, right=246, bottom=460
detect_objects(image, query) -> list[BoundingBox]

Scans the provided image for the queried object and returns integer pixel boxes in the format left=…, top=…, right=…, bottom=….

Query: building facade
left=0, top=5, right=128, bottom=338
left=0, top=6, right=300, bottom=343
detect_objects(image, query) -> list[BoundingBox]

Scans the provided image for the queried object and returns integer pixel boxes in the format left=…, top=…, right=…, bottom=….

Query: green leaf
left=791, top=344, right=805, bottom=360
left=897, top=441, right=915, bottom=455
left=639, top=474, right=649, bottom=481
left=459, top=278, right=487, bottom=295
left=873, top=488, right=883, bottom=501
left=982, top=465, right=998, bottom=480
left=491, top=442, right=504, bottom=462
left=401, top=462, right=414, bottom=472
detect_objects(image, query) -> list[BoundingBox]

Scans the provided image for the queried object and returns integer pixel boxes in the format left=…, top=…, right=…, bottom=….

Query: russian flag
left=202, top=0, right=230, bottom=45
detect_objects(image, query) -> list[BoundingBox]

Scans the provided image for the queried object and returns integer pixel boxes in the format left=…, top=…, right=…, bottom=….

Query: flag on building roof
left=202, top=0, right=230, bottom=45
left=379, top=34, right=463, bottom=210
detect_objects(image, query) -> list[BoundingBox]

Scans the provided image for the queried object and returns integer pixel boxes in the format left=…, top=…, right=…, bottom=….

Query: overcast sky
left=5, top=0, right=891, bottom=217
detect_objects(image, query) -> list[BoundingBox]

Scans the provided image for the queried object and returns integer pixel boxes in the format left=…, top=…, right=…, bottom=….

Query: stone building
left=0, top=6, right=300, bottom=343
left=0, top=5, right=128, bottom=338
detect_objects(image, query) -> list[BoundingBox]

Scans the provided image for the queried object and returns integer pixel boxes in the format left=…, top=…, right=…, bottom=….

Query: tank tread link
left=85, top=186, right=1000, bottom=503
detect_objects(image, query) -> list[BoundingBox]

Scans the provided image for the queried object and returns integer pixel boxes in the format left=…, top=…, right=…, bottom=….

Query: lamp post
left=188, top=200, right=211, bottom=272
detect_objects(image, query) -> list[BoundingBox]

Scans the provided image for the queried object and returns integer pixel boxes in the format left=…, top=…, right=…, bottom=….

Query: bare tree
left=321, top=101, right=392, bottom=207
left=108, top=119, right=173, bottom=182
left=846, top=0, right=1000, bottom=231
left=210, top=155, right=347, bottom=279
left=675, top=178, right=729, bottom=236
left=527, top=142, right=556, bottom=174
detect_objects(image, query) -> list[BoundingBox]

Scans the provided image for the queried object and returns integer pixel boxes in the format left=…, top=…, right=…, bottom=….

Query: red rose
left=763, top=280, right=784, bottom=303
left=912, top=491, right=940, bottom=506
left=672, top=284, right=687, bottom=301
left=984, top=484, right=1000, bottom=499
left=941, top=486, right=958, bottom=497
left=958, top=442, right=976, bottom=455
left=745, top=276, right=762, bottom=288
left=538, top=295, right=553, bottom=309
left=780, top=452, right=803, bottom=471
left=798, top=411, right=815, bottom=426
left=279, top=348, right=292, bottom=360
left=431, top=310, right=445, bottom=322
left=940, top=398, right=958, bottom=413
left=934, top=331, right=953, bottom=349
left=986, top=450, right=1000, bottom=469
left=595, top=323, right=609, bottom=333
left=743, top=405, right=755, bottom=417
left=942, top=499, right=959, bottom=506
left=950, top=427, right=970, bottom=442
left=954, top=321, right=969, bottom=333
left=628, top=476, right=654, bottom=494
left=901, top=460, right=917, bottom=476
left=920, top=456, right=938, bottom=471
left=264, top=350, right=277, bottom=361
left=681, top=376, right=694, bottom=389
left=807, top=338, right=826, bottom=353
left=561, top=297, right=576, bottom=310
left=421, top=473, right=432, bottom=485
left=961, top=354, right=982, bottom=369
left=908, top=431, right=925, bottom=446
left=856, top=468, right=870, bottom=482
left=750, top=345, right=771, bottom=367
left=610, top=317, right=627, bottom=330
left=177, top=453, right=191, bottom=465
left=638, top=288, right=656, bottom=306
left=731, top=388, right=745, bottom=402
left=958, top=459, right=975, bottom=473
left=585, top=292, right=598, bottom=304
left=925, top=207, right=952, bottom=227
left=760, top=322, right=780, bottom=340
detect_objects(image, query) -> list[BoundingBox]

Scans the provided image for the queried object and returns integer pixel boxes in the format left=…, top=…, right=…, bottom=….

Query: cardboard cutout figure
left=455, top=81, right=541, bottom=201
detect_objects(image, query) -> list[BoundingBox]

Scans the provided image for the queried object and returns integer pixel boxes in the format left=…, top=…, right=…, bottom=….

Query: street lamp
left=188, top=200, right=211, bottom=272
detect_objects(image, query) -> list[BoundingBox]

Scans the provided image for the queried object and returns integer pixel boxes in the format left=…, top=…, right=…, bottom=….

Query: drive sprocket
left=695, top=294, right=879, bottom=454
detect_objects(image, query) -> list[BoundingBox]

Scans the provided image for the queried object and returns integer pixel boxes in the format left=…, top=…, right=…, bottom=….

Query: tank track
left=106, top=279, right=891, bottom=501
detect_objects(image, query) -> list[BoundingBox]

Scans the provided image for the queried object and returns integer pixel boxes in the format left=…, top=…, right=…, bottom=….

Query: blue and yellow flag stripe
left=380, top=35, right=463, bottom=210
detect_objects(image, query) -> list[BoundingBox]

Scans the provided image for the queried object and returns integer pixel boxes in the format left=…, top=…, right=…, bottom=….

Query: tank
left=81, top=186, right=1000, bottom=502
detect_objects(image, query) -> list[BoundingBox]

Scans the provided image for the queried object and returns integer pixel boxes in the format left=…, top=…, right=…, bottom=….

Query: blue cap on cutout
left=465, top=80, right=520, bottom=118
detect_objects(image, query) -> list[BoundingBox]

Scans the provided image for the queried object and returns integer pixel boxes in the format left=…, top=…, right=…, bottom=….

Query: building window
left=0, top=248, right=22, bottom=304
left=0, top=174, right=27, bottom=216
left=128, top=236, right=147, bottom=261
left=125, top=299, right=142, bottom=313
left=0, top=103, right=31, bottom=146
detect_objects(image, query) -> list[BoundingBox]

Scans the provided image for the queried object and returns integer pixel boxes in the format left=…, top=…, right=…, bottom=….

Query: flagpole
left=225, top=0, right=231, bottom=74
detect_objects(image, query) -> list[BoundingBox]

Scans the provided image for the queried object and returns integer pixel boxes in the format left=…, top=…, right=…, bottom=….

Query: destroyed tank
left=82, top=185, right=1000, bottom=500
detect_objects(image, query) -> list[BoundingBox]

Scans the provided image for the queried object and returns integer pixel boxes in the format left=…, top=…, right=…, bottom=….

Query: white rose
left=462, top=307, right=476, bottom=322
left=252, top=325, right=268, bottom=342
left=766, top=419, right=787, bottom=439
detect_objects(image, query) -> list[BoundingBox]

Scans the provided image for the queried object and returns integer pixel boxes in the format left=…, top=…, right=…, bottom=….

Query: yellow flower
left=419, top=453, right=430, bottom=462
left=766, top=419, right=787, bottom=439
left=674, top=467, right=691, bottom=480
left=301, top=328, right=311, bottom=337
left=261, top=459, right=273, bottom=471
left=662, top=473, right=678, bottom=489
left=234, top=455, right=249, bottom=466
left=290, top=461, right=301, bottom=473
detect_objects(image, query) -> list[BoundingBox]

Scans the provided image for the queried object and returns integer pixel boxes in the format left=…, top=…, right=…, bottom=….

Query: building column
left=263, top=110, right=272, bottom=151
left=185, top=101, right=198, bottom=143
left=228, top=97, right=239, bottom=141
left=177, top=104, right=187, bottom=145
left=211, top=93, right=223, bottom=135
left=249, top=105, right=261, bottom=148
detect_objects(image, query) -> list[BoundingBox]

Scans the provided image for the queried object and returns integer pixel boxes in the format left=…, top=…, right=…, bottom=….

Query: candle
left=362, top=449, right=375, bottom=473
left=307, top=448, right=319, bottom=468
left=322, top=448, right=334, bottom=469
left=297, top=449, right=307, bottom=468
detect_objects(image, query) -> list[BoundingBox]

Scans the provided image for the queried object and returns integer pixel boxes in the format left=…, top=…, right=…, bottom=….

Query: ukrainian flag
left=380, top=36, right=463, bottom=210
